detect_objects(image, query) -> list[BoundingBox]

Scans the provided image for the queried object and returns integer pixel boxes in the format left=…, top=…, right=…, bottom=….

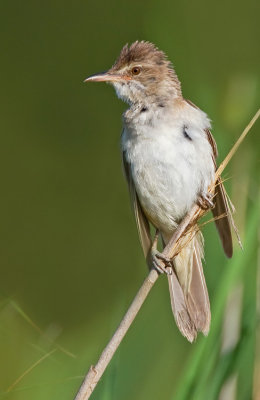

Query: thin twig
left=74, top=208, right=198, bottom=400
left=215, top=109, right=260, bottom=179
left=74, top=109, right=260, bottom=400
left=74, top=269, right=159, bottom=400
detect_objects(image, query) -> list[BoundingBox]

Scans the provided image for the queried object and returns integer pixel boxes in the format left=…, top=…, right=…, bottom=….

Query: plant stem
left=74, top=109, right=260, bottom=400
left=74, top=206, right=199, bottom=400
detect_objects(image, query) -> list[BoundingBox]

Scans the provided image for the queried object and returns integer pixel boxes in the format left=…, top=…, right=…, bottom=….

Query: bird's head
left=85, top=41, right=182, bottom=106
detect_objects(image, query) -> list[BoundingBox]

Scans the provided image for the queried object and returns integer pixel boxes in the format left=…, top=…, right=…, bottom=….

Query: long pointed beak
left=84, top=71, right=130, bottom=83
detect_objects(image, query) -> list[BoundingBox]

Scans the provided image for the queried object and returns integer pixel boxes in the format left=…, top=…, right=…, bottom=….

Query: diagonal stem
left=73, top=109, right=260, bottom=400
left=74, top=206, right=199, bottom=400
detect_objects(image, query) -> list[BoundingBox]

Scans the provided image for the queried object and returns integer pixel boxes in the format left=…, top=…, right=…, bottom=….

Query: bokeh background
left=0, top=0, right=259, bottom=399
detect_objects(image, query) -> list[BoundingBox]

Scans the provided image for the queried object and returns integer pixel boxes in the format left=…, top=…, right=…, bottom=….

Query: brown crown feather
left=112, top=41, right=171, bottom=69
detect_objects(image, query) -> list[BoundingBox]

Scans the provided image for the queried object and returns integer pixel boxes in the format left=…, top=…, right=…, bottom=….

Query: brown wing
left=122, top=151, right=153, bottom=265
left=185, top=99, right=233, bottom=258
left=212, top=177, right=233, bottom=257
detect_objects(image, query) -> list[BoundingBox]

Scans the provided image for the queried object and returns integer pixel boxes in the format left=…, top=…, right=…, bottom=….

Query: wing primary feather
left=212, top=178, right=233, bottom=257
left=122, top=152, right=153, bottom=264
left=185, top=98, right=236, bottom=257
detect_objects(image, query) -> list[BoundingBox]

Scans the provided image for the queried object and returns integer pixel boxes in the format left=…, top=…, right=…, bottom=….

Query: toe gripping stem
left=151, top=230, right=172, bottom=275
left=197, top=192, right=215, bottom=210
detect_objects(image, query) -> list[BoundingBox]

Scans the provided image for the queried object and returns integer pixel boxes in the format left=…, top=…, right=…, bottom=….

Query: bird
left=84, top=41, right=234, bottom=342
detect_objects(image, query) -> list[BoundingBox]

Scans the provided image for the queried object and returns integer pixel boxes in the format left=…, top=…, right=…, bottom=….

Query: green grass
left=0, top=1, right=259, bottom=398
left=173, top=198, right=259, bottom=400
left=0, top=198, right=258, bottom=400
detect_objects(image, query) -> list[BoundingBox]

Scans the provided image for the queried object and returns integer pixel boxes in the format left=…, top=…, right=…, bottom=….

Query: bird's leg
left=151, top=230, right=172, bottom=275
left=197, top=192, right=214, bottom=210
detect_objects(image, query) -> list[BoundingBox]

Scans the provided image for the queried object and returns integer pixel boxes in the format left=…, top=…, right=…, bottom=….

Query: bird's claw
left=197, top=193, right=214, bottom=210
left=152, top=250, right=172, bottom=275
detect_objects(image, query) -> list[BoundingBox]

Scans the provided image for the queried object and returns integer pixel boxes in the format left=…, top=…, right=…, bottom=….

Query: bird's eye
left=131, top=66, right=141, bottom=75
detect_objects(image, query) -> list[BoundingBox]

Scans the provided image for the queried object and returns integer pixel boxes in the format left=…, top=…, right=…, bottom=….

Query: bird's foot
left=151, top=249, right=172, bottom=275
left=151, top=229, right=172, bottom=275
left=197, top=193, right=214, bottom=210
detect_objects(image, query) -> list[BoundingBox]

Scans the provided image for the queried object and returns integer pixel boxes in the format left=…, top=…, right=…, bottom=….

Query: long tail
left=164, top=230, right=210, bottom=342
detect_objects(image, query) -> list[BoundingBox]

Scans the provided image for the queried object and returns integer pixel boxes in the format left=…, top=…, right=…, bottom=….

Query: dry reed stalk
left=74, top=109, right=260, bottom=400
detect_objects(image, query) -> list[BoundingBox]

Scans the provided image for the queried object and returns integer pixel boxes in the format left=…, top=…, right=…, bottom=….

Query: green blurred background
left=0, top=0, right=259, bottom=399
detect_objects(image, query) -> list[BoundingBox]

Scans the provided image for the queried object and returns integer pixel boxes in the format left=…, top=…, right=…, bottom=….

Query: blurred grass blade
left=173, top=198, right=260, bottom=400
left=6, top=349, right=57, bottom=393
left=10, top=300, right=75, bottom=358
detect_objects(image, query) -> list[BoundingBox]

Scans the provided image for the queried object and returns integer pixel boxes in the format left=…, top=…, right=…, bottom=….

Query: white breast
left=122, top=102, right=215, bottom=235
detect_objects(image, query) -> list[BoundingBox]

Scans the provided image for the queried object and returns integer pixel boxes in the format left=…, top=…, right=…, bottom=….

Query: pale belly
left=123, top=127, right=215, bottom=235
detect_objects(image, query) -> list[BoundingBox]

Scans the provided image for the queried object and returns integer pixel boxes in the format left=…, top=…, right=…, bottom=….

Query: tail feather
left=164, top=230, right=210, bottom=341
left=186, top=235, right=210, bottom=335
left=167, top=270, right=197, bottom=342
